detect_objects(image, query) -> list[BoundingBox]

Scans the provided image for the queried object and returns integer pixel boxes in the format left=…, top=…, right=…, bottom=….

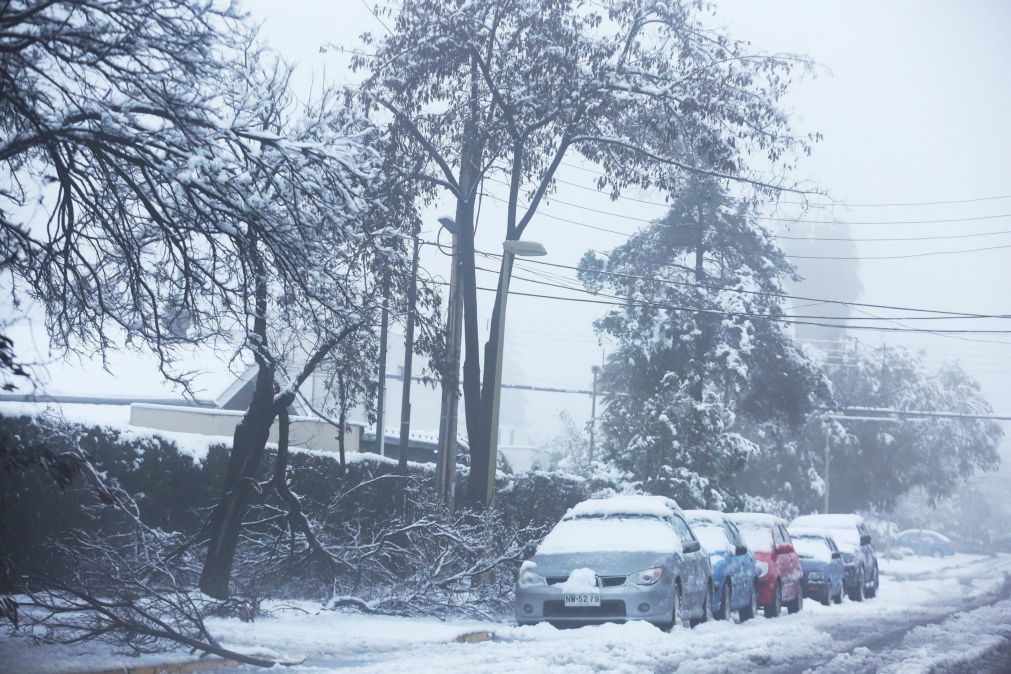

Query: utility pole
left=436, top=217, right=462, bottom=507
left=588, top=365, right=600, bottom=466
left=823, top=423, right=831, bottom=514
left=398, top=230, right=421, bottom=472
left=376, top=277, right=389, bottom=457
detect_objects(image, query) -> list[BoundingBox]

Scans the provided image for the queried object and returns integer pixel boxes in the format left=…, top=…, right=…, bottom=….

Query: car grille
left=543, top=600, right=626, bottom=618
left=546, top=575, right=626, bottom=587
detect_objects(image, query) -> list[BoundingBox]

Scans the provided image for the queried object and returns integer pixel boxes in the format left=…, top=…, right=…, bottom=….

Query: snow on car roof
left=683, top=509, right=728, bottom=525
left=789, top=527, right=834, bottom=540
left=563, top=494, right=681, bottom=520
left=726, top=512, right=786, bottom=528
left=790, top=514, right=865, bottom=529
left=537, top=517, right=682, bottom=555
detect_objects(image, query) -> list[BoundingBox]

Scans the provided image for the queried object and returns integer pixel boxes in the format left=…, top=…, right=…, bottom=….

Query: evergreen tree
left=580, top=176, right=825, bottom=508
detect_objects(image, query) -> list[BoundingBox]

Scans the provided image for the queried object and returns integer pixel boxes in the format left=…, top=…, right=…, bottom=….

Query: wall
left=129, top=403, right=361, bottom=454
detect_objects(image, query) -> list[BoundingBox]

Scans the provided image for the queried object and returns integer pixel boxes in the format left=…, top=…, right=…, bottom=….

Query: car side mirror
left=683, top=540, right=701, bottom=554
left=860, top=534, right=872, bottom=546
left=831, top=551, right=842, bottom=560
left=735, top=544, right=748, bottom=556
left=776, top=544, right=794, bottom=555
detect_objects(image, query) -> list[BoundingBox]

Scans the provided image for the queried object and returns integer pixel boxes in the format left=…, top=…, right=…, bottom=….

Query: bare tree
left=357, top=0, right=817, bottom=507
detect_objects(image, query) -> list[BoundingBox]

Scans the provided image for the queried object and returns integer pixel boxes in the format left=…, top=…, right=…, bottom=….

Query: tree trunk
left=199, top=362, right=276, bottom=599
left=457, top=55, right=489, bottom=508
left=337, top=370, right=347, bottom=475
left=691, top=208, right=707, bottom=403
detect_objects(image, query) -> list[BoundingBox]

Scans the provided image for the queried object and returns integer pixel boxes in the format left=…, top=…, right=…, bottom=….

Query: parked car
left=788, top=529, right=845, bottom=606
left=727, top=513, right=804, bottom=617
left=790, top=513, right=878, bottom=601
left=516, top=495, right=713, bottom=629
left=684, top=509, right=759, bottom=621
left=895, top=529, right=956, bottom=557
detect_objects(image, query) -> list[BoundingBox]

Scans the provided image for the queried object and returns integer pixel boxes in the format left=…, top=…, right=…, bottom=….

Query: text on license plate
left=563, top=593, right=601, bottom=607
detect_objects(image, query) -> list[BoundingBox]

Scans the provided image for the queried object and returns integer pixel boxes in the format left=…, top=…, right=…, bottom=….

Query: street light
left=485, top=239, right=547, bottom=504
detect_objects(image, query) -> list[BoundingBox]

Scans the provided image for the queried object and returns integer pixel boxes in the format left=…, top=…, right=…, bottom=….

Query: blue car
left=789, top=529, right=845, bottom=605
left=684, top=510, right=759, bottom=621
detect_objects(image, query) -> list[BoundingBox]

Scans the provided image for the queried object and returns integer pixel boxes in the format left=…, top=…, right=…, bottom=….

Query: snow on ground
left=4, top=554, right=1010, bottom=674
left=879, top=552, right=985, bottom=579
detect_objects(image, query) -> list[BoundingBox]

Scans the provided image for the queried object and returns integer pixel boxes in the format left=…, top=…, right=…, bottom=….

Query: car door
left=671, top=514, right=707, bottom=610
left=723, top=520, right=750, bottom=603
left=778, top=525, right=803, bottom=594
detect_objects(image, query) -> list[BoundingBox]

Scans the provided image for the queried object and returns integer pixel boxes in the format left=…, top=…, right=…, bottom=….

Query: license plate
left=563, top=593, right=601, bottom=607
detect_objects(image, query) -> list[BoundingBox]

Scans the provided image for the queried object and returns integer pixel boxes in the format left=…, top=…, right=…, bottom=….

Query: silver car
left=515, top=495, right=713, bottom=628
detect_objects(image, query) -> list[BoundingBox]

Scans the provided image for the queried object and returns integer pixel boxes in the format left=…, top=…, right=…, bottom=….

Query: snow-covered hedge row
left=0, top=413, right=590, bottom=588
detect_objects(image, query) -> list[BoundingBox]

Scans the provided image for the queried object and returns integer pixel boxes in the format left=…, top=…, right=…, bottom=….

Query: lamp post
left=485, top=239, right=547, bottom=504
left=435, top=216, right=462, bottom=507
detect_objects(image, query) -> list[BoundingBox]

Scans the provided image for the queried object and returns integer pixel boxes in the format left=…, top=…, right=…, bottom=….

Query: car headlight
left=755, top=562, right=769, bottom=578
left=517, top=569, right=546, bottom=588
left=631, top=567, right=664, bottom=586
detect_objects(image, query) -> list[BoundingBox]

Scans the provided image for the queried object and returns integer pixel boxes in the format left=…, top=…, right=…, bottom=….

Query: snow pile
left=555, top=568, right=599, bottom=593
left=537, top=517, right=681, bottom=555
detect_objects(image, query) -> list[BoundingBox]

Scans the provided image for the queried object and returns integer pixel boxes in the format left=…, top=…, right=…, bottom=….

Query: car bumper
left=802, top=577, right=832, bottom=599
left=515, top=583, right=675, bottom=626
left=755, top=576, right=776, bottom=606
left=843, top=565, right=860, bottom=588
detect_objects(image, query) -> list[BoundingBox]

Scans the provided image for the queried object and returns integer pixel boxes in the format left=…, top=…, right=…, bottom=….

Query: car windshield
left=692, top=523, right=731, bottom=553
left=793, top=536, right=832, bottom=561
left=538, top=515, right=681, bottom=555
left=738, top=526, right=773, bottom=553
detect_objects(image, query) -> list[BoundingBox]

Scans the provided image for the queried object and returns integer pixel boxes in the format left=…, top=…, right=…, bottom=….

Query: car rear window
left=738, top=526, right=773, bottom=553
left=692, top=523, right=731, bottom=553
left=793, top=536, right=833, bottom=561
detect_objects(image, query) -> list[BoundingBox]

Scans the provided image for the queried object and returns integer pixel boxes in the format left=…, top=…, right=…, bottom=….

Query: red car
left=728, top=513, right=804, bottom=617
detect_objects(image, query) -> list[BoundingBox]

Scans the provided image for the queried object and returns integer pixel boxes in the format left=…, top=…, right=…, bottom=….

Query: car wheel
left=932, top=549, right=943, bottom=558
left=848, top=571, right=865, bottom=602
left=740, top=584, right=757, bottom=621
left=691, top=584, right=713, bottom=627
left=765, top=582, right=782, bottom=618
left=866, top=567, right=878, bottom=599
left=833, top=582, right=844, bottom=604
left=788, top=583, right=803, bottom=614
left=660, top=583, right=681, bottom=632
left=716, top=581, right=732, bottom=621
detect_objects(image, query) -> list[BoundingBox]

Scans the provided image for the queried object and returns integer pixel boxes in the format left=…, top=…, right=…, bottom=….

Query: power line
left=480, top=188, right=1011, bottom=259
left=485, top=179, right=1011, bottom=237
left=483, top=264, right=1006, bottom=323
left=786, top=243, right=1011, bottom=260
left=482, top=251, right=1009, bottom=319
left=555, top=162, right=1011, bottom=208
left=440, top=277, right=1011, bottom=335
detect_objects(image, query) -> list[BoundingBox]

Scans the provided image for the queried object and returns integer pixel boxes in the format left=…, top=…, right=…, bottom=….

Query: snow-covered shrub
left=495, top=471, right=592, bottom=531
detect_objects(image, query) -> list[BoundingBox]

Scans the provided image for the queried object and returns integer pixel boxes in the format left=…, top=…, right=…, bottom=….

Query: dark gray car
left=515, top=495, right=712, bottom=629
left=790, top=513, right=879, bottom=601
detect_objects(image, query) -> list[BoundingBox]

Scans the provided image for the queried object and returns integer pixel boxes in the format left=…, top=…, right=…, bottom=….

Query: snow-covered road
left=204, top=553, right=1011, bottom=674
left=4, top=554, right=1011, bottom=673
